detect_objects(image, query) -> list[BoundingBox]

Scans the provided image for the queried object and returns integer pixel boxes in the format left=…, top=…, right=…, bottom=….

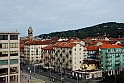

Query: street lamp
left=34, top=64, right=35, bottom=75
left=114, top=74, right=116, bottom=83
left=76, top=73, right=78, bottom=83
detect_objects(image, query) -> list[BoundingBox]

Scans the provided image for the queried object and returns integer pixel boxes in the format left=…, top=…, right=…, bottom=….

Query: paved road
left=21, top=65, right=95, bottom=83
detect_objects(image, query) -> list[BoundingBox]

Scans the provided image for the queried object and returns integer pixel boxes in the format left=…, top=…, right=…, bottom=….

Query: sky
left=0, top=0, right=124, bottom=37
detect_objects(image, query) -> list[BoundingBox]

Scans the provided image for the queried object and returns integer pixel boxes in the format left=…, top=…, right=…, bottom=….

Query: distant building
left=24, top=40, right=52, bottom=64
left=28, top=26, right=33, bottom=40
left=100, top=44, right=124, bottom=75
left=0, top=31, right=20, bottom=83
left=53, top=39, right=87, bottom=74
left=41, top=45, right=54, bottom=69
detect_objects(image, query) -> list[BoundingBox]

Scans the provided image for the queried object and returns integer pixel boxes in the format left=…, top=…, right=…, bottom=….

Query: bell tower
left=28, top=26, right=33, bottom=40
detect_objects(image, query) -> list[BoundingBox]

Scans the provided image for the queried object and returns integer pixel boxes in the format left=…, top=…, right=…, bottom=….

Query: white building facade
left=0, top=32, right=20, bottom=83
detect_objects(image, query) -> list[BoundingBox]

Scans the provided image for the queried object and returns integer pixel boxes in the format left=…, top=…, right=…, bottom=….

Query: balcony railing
left=106, top=58, right=112, bottom=63
left=115, top=62, right=120, bottom=64
left=106, top=63, right=112, bottom=66
left=106, top=55, right=112, bottom=58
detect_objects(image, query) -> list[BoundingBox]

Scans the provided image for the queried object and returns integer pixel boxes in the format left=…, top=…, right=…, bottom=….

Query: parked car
left=49, top=76, right=57, bottom=82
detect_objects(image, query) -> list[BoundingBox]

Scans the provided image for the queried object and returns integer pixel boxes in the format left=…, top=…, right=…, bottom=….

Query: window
left=10, top=35, right=18, bottom=40
left=80, top=61, right=81, bottom=63
left=79, top=48, right=81, bottom=50
left=0, top=44, right=2, bottom=48
left=75, top=48, right=76, bottom=51
left=2, top=43, right=8, bottom=48
left=10, top=51, right=18, bottom=56
left=10, top=59, right=18, bottom=64
left=10, top=43, right=18, bottom=48
left=0, top=60, right=8, bottom=65
left=0, top=51, right=8, bottom=57
left=0, top=35, right=8, bottom=40
left=36, top=48, right=38, bottom=55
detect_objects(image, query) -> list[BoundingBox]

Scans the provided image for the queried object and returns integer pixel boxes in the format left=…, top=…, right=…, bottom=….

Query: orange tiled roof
left=100, top=44, right=122, bottom=49
left=95, top=40, right=100, bottom=43
left=89, top=41, right=95, bottom=45
left=24, top=40, right=52, bottom=45
left=53, top=42, right=76, bottom=48
left=67, top=39, right=82, bottom=43
left=20, top=44, right=24, bottom=48
left=42, top=45, right=53, bottom=50
left=101, top=40, right=109, bottom=44
left=86, top=46, right=99, bottom=51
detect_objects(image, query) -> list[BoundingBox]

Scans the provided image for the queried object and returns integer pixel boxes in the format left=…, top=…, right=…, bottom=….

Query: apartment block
left=41, top=45, right=54, bottom=69
left=53, top=40, right=87, bottom=74
left=100, top=44, right=124, bottom=75
left=0, top=32, right=20, bottom=83
left=24, top=40, right=52, bottom=64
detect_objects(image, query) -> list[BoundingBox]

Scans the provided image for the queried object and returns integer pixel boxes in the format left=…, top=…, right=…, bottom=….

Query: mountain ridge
left=38, top=22, right=124, bottom=39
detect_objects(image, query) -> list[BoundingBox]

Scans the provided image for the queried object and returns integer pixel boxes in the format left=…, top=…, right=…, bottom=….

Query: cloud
left=0, top=0, right=124, bottom=36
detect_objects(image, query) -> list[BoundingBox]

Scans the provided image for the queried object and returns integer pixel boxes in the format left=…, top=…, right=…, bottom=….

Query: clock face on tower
left=28, top=28, right=33, bottom=34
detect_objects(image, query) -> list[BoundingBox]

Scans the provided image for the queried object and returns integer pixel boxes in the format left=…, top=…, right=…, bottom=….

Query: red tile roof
left=101, top=40, right=109, bottom=44
left=89, top=41, right=95, bottom=45
left=24, top=40, right=52, bottom=45
left=53, top=42, right=76, bottom=48
left=67, top=39, right=82, bottom=43
left=20, top=44, right=24, bottom=48
left=42, top=45, right=53, bottom=50
left=86, top=46, right=99, bottom=51
left=100, top=44, right=122, bottom=49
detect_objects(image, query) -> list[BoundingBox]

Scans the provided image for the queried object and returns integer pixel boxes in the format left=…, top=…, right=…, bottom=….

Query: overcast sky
left=0, top=0, right=124, bottom=37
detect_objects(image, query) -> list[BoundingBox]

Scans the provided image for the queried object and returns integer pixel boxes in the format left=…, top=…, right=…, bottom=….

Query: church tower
left=28, top=26, right=33, bottom=40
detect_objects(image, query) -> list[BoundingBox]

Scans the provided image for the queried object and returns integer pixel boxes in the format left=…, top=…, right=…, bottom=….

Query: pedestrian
left=44, top=79, right=45, bottom=83
left=30, top=76, right=31, bottom=79
left=30, top=70, right=31, bottom=73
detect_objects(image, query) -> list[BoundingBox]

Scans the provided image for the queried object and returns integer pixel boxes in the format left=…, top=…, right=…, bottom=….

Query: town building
left=53, top=39, right=87, bottom=74
left=24, top=40, right=52, bottom=64
left=41, top=45, right=54, bottom=69
left=0, top=31, right=20, bottom=83
left=28, top=26, right=33, bottom=40
left=99, top=44, right=124, bottom=75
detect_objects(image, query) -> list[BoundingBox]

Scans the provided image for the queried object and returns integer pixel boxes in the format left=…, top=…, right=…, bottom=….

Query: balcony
left=115, top=59, right=119, bottom=62
left=106, top=58, right=112, bottom=63
left=57, top=50, right=60, bottom=52
left=106, top=63, right=112, bottom=66
left=66, top=54, right=69, bottom=59
left=115, top=62, right=120, bottom=64
left=107, top=67, right=112, bottom=70
left=69, top=50, right=72, bottom=55
left=62, top=50, right=65, bottom=53
left=115, top=54, right=120, bottom=58
left=106, top=55, right=112, bottom=58
left=60, top=53, right=62, bottom=57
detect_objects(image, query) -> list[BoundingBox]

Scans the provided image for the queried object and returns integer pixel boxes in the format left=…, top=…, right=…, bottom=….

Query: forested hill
left=38, top=22, right=124, bottom=39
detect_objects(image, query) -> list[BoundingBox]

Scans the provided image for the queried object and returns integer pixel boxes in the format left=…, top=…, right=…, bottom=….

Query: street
left=21, top=65, right=95, bottom=83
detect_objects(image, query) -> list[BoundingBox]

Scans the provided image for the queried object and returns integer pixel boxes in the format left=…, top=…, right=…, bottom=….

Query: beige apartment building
left=41, top=45, right=54, bottom=69
left=0, top=32, right=20, bottom=83
left=24, top=40, right=52, bottom=64
left=53, top=40, right=87, bottom=74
